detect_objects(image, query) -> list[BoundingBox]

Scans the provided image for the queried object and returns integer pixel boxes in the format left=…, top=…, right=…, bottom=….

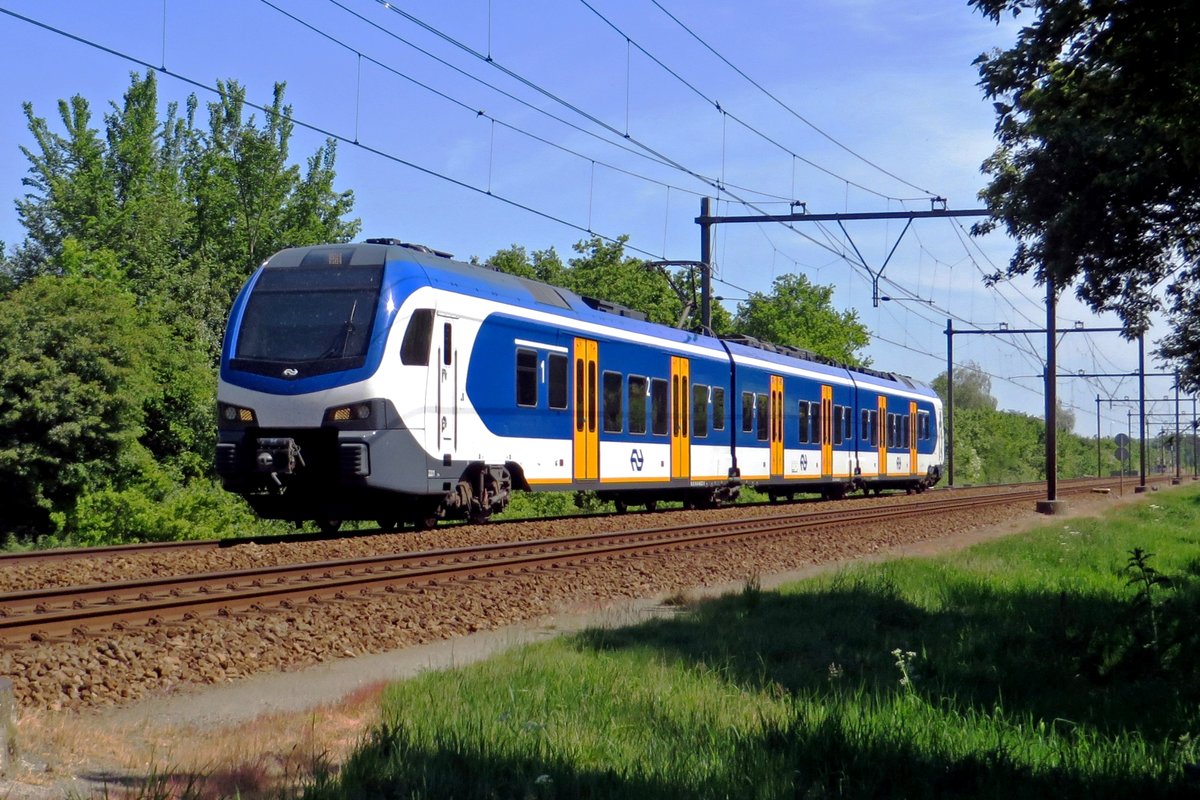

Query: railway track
left=0, top=478, right=1147, bottom=644
left=0, top=475, right=1142, bottom=569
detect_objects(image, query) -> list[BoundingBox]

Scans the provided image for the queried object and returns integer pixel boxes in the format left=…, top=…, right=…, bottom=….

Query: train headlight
left=218, top=403, right=257, bottom=427
left=321, top=399, right=401, bottom=430
left=326, top=403, right=372, bottom=423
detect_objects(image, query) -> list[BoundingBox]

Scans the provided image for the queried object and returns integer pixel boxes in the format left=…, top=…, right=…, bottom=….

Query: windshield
left=233, top=265, right=383, bottom=373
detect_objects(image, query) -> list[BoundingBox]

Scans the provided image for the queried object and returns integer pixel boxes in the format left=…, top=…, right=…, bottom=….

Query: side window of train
left=443, top=323, right=452, bottom=365
left=869, top=410, right=879, bottom=447
left=861, top=409, right=871, bottom=442
left=650, top=378, right=669, bottom=435
left=844, top=406, right=853, bottom=442
left=548, top=354, right=568, bottom=409
left=628, top=376, right=648, bottom=434
left=798, top=401, right=809, bottom=444
left=832, top=406, right=844, bottom=445
left=399, top=308, right=435, bottom=365
left=711, top=387, right=725, bottom=431
left=692, top=383, right=709, bottom=438
left=603, top=371, right=623, bottom=433
left=742, top=392, right=755, bottom=433
left=516, top=349, right=538, bottom=407
left=903, top=415, right=911, bottom=448
left=814, top=401, right=824, bottom=445
left=755, top=394, right=769, bottom=441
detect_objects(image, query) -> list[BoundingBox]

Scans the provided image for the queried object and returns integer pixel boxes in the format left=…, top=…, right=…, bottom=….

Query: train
left=215, top=239, right=944, bottom=531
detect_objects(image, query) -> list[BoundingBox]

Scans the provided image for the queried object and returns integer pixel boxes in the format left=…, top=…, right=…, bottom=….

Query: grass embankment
left=307, top=487, right=1200, bottom=799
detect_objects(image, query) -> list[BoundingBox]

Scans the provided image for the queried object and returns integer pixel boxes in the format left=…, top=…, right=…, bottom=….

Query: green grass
left=304, top=486, right=1200, bottom=799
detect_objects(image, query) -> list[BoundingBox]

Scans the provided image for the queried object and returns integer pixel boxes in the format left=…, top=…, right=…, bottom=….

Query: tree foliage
left=1, top=72, right=359, bottom=544
left=932, top=360, right=998, bottom=412
left=734, top=273, right=871, bottom=366
left=487, top=236, right=736, bottom=333
left=969, top=0, right=1200, bottom=390
left=0, top=277, right=162, bottom=535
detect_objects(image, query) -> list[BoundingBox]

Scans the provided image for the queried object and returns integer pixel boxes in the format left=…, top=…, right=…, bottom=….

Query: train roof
left=263, top=240, right=936, bottom=397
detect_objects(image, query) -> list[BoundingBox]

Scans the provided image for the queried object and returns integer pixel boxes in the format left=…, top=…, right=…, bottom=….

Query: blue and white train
left=216, top=239, right=944, bottom=531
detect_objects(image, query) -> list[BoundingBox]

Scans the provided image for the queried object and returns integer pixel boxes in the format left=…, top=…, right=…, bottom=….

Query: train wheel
left=318, top=520, right=342, bottom=534
left=468, top=508, right=492, bottom=525
left=614, top=499, right=629, bottom=514
left=411, top=515, right=438, bottom=531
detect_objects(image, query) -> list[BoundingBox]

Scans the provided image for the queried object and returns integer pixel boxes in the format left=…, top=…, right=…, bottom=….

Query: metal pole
left=1138, top=332, right=1148, bottom=489
left=1128, top=408, right=1133, bottom=476
left=947, top=318, right=954, bottom=487
left=1096, top=395, right=1102, bottom=478
left=1175, top=371, right=1182, bottom=482
left=1045, top=277, right=1058, bottom=502
left=699, top=197, right=713, bottom=334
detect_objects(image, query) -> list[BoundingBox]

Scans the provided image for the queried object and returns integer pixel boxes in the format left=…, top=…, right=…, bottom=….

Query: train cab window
left=603, top=371, right=623, bottom=433
left=711, top=387, right=725, bottom=431
left=742, top=392, right=755, bottom=433
left=399, top=309, right=435, bottom=366
left=692, top=384, right=709, bottom=438
left=443, top=323, right=452, bottom=365
left=756, top=394, right=769, bottom=441
left=548, top=353, right=568, bottom=409
left=798, top=401, right=810, bottom=444
left=650, top=378, right=669, bottom=435
left=515, top=349, right=538, bottom=407
left=629, top=376, right=648, bottom=434
left=918, top=411, right=929, bottom=440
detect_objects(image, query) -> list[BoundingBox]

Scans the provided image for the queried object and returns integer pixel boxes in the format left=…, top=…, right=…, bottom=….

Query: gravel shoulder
left=0, top=485, right=1168, bottom=799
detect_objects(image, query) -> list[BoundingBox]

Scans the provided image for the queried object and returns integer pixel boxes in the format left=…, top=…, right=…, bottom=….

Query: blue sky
left=0, top=0, right=1187, bottom=439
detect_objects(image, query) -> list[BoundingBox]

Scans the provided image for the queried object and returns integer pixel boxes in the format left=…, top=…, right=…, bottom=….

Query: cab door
left=821, top=384, right=834, bottom=478
left=769, top=375, right=784, bottom=477
left=877, top=395, right=888, bottom=477
left=671, top=356, right=690, bottom=480
left=437, top=316, right=457, bottom=452
left=573, top=338, right=598, bottom=481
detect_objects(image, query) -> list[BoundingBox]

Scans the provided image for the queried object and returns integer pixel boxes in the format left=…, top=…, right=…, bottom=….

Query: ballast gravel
left=0, top=487, right=1072, bottom=714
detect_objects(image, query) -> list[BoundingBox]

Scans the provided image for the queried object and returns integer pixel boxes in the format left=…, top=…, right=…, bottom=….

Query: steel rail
left=1, top=481, right=1138, bottom=644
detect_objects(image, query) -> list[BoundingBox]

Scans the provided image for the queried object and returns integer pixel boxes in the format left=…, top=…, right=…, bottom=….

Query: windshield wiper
left=320, top=299, right=359, bottom=360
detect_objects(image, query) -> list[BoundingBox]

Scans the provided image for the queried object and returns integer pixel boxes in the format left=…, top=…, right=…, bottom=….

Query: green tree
left=1, top=72, right=361, bottom=544
left=969, top=0, right=1200, bottom=390
left=733, top=273, right=870, bottom=366
left=931, top=361, right=998, bottom=411
left=0, top=277, right=162, bottom=536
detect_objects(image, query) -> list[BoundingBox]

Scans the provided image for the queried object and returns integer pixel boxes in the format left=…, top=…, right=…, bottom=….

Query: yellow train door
left=573, top=338, right=598, bottom=481
left=671, top=356, right=690, bottom=480
left=821, top=384, right=833, bottom=478
left=877, top=395, right=888, bottom=476
left=770, top=375, right=784, bottom=477
left=909, top=401, right=919, bottom=476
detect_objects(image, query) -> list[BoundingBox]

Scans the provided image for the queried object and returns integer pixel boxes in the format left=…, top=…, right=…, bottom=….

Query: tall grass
left=305, top=487, right=1200, bottom=799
